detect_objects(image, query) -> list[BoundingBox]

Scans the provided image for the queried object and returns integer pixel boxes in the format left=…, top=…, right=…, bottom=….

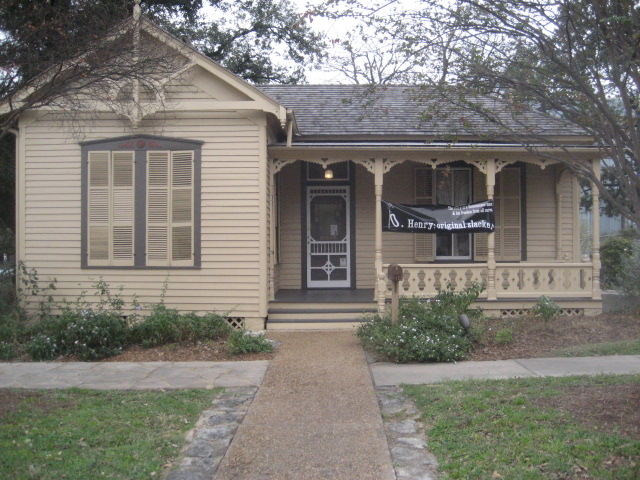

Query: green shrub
left=619, top=240, right=640, bottom=298
left=25, top=333, right=60, bottom=361
left=131, top=304, right=182, bottom=348
left=60, top=310, right=129, bottom=360
left=600, top=236, right=635, bottom=288
left=227, top=331, right=273, bottom=355
left=495, top=327, right=513, bottom=344
left=531, top=295, right=562, bottom=322
left=131, top=306, right=232, bottom=348
left=357, top=283, right=483, bottom=363
left=0, top=341, right=18, bottom=360
left=178, top=312, right=232, bottom=344
left=25, top=308, right=129, bottom=361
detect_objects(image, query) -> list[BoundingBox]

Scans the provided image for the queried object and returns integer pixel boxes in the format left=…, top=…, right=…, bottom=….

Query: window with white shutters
left=81, top=135, right=201, bottom=268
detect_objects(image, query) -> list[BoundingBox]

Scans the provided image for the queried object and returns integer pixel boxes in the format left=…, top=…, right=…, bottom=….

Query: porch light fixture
left=324, top=168, right=334, bottom=179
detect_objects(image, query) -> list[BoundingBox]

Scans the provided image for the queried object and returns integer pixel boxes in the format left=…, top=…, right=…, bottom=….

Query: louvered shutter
left=147, top=151, right=170, bottom=266
left=111, top=152, right=135, bottom=265
left=170, top=151, right=194, bottom=265
left=473, top=168, right=488, bottom=261
left=146, top=150, right=194, bottom=266
left=498, top=168, right=522, bottom=261
left=88, top=152, right=110, bottom=265
left=414, top=167, right=435, bottom=262
left=87, top=151, right=134, bottom=266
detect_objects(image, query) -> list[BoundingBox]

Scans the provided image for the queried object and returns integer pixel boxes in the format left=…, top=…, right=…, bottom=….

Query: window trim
left=81, top=134, right=202, bottom=269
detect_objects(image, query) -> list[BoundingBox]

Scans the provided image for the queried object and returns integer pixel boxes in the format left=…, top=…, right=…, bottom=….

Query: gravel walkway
left=213, top=330, right=396, bottom=480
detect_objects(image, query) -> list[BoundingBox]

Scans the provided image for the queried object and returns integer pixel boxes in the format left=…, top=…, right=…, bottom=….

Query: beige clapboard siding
left=525, top=164, right=556, bottom=260
left=355, top=164, right=375, bottom=288
left=20, top=111, right=267, bottom=316
left=277, top=161, right=302, bottom=289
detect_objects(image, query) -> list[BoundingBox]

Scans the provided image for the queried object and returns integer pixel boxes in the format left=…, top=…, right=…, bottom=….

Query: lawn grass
left=405, top=375, right=640, bottom=480
left=0, top=388, right=219, bottom=480
left=549, top=339, right=640, bottom=357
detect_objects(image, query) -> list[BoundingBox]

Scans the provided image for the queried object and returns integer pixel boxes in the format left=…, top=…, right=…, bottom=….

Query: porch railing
left=383, top=262, right=594, bottom=299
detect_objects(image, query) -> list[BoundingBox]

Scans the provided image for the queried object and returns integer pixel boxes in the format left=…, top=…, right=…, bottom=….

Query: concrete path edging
left=371, top=355, right=640, bottom=386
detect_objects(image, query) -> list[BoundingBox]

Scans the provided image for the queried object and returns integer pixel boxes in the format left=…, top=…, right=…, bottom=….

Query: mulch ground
left=468, top=311, right=640, bottom=361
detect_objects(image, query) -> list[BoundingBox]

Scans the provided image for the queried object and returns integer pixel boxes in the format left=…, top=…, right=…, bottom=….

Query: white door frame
left=306, top=186, right=351, bottom=288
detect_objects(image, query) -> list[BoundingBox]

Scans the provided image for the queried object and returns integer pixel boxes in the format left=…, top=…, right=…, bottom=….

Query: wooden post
left=388, top=264, right=403, bottom=322
left=591, top=159, right=602, bottom=300
left=374, top=158, right=386, bottom=311
left=486, top=159, right=497, bottom=300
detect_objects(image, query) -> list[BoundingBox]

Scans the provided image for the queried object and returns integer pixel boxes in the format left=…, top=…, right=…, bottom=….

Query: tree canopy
left=320, top=0, right=640, bottom=226
left=0, top=0, right=324, bottom=234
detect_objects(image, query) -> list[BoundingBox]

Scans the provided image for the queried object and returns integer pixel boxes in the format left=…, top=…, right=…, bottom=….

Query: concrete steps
left=267, top=301, right=377, bottom=330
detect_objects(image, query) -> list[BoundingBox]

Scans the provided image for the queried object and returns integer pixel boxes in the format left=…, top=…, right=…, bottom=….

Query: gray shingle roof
left=258, top=85, right=585, bottom=139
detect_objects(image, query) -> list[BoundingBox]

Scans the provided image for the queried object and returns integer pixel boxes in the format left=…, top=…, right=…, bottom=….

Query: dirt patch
left=533, top=383, right=640, bottom=440
left=0, top=390, right=75, bottom=421
left=469, top=311, right=640, bottom=361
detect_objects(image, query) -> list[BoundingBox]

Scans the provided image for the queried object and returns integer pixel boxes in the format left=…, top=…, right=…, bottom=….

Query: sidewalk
left=0, top=361, right=270, bottom=389
left=371, top=354, right=640, bottom=386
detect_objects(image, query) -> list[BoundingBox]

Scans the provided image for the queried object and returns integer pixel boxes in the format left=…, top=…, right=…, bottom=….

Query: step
left=267, top=319, right=369, bottom=331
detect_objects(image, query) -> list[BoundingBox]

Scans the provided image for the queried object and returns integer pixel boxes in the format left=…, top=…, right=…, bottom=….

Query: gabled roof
left=259, top=85, right=587, bottom=141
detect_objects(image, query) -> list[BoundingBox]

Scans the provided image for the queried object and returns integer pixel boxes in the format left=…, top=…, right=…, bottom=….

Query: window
left=414, top=165, right=523, bottom=262
left=435, top=167, right=472, bottom=260
left=81, top=135, right=202, bottom=268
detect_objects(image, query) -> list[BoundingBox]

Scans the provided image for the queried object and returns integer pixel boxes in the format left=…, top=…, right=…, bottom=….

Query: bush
left=131, top=305, right=182, bottom=348
left=26, top=309, right=130, bottom=361
left=0, top=341, right=18, bottom=360
left=531, top=295, right=562, bottom=322
left=227, top=331, right=273, bottom=355
left=495, top=327, right=513, bottom=344
left=357, top=283, right=483, bottom=363
left=619, top=240, right=640, bottom=298
left=25, top=333, right=60, bottom=361
left=600, top=236, right=635, bottom=288
left=131, top=306, right=232, bottom=348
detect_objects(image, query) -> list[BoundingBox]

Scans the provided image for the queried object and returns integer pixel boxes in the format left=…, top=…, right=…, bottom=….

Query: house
left=9, top=17, right=604, bottom=331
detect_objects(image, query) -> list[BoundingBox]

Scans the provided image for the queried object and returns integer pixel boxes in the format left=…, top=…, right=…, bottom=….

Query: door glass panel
left=310, top=196, right=346, bottom=241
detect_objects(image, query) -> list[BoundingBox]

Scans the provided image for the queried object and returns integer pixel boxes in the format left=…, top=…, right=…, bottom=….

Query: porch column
left=374, top=158, right=386, bottom=311
left=486, top=159, right=497, bottom=300
left=591, top=159, right=602, bottom=300
left=268, top=169, right=276, bottom=301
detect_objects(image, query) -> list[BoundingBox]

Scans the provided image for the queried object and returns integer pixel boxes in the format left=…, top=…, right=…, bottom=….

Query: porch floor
left=273, top=288, right=375, bottom=303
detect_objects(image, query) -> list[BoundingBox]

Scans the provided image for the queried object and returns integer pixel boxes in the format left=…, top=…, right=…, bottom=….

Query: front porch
left=266, top=149, right=603, bottom=326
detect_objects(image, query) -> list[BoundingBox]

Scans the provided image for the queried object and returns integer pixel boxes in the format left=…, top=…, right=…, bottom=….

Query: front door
left=306, top=186, right=350, bottom=288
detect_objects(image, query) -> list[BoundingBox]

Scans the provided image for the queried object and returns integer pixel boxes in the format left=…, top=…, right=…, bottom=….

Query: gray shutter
left=414, top=167, right=435, bottom=262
